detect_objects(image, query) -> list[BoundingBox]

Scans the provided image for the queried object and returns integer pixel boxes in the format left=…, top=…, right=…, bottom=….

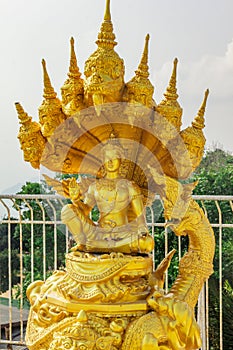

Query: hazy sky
left=0, top=0, right=233, bottom=194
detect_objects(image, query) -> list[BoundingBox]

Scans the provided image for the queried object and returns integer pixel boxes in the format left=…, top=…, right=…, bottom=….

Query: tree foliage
left=152, top=147, right=233, bottom=349
left=192, top=147, right=233, bottom=350
left=0, top=221, right=19, bottom=293
left=13, top=181, right=66, bottom=304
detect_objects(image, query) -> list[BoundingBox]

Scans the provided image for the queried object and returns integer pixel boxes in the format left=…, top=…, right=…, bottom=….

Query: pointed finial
left=104, top=0, right=111, bottom=21
left=156, top=58, right=182, bottom=130
left=96, top=0, right=117, bottom=49
left=77, top=310, right=88, bottom=323
left=123, top=34, right=154, bottom=108
left=15, top=102, right=32, bottom=124
left=164, top=58, right=178, bottom=101
left=136, top=34, right=150, bottom=79
left=192, top=89, right=209, bottom=129
left=42, top=59, right=57, bottom=99
left=68, top=37, right=81, bottom=79
left=180, top=91, right=208, bottom=165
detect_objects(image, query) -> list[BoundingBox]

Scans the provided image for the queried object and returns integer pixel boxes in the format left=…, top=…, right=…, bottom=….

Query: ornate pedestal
left=26, top=252, right=153, bottom=349
left=26, top=238, right=208, bottom=350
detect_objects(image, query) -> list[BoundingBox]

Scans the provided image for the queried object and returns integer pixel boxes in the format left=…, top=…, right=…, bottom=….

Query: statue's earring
left=99, top=165, right=106, bottom=178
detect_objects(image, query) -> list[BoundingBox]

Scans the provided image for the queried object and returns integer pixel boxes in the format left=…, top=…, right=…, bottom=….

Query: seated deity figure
left=61, top=140, right=154, bottom=254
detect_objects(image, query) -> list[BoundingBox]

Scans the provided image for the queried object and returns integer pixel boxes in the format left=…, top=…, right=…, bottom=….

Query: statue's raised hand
left=68, top=178, right=81, bottom=202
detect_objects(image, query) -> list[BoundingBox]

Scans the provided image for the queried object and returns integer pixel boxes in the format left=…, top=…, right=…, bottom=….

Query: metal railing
left=0, top=194, right=232, bottom=350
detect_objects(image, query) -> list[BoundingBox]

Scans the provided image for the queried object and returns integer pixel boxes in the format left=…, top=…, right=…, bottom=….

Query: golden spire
left=39, top=59, right=64, bottom=138
left=164, top=58, right=179, bottom=101
left=15, top=102, right=32, bottom=124
left=104, top=0, right=111, bottom=21
left=16, top=101, right=46, bottom=170
left=68, top=37, right=81, bottom=79
left=123, top=34, right=154, bottom=108
left=42, top=59, right=57, bottom=99
left=96, top=0, right=117, bottom=49
left=156, top=58, right=182, bottom=130
left=135, top=34, right=150, bottom=79
left=15, top=102, right=41, bottom=135
left=180, top=91, right=209, bottom=170
left=60, top=37, right=84, bottom=117
left=192, top=89, right=209, bottom=129
left=15, top=103, right=44, bottom=163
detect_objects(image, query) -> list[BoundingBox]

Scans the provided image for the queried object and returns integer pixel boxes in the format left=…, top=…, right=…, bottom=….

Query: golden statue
left=59, top=135, right=154, bottom=255
left=15, top=0, right=215, bottom=349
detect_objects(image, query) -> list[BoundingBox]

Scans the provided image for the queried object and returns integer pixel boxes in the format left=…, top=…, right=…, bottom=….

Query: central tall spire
left=96, top=0, right=117, bottom=49
left=104, top=0, right=111, bottom=21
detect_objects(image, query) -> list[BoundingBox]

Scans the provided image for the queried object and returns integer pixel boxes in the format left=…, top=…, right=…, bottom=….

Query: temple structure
left=15, top=1, right=215, bottom=349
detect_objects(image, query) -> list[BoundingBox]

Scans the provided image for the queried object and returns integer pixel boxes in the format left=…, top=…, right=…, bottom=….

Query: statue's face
left=105, top=158, right=121, bottom=172
left=84, top=52, right=125, bottom=108
left=21, top=137, right=37, bottom=162
left=39, top=110, right=53, bottom=137
left=168, top=116, right=181, bottom=130
left=103, top=150, right=121, bottom=173
left=61, top=83, right=83, bottom=105
left=41, top=122, right=54, bottom=138
left=86, top=73, right=124, bottom=106
left=39, top=111, right=62, bottom=138
left=61, top=86, right=72, bottom=105
left=133, top=91, right=153, bottom=108
left=184, top=141, right=202, bottom=169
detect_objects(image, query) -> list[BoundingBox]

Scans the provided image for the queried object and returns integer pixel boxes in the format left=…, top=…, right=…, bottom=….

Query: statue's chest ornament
left=96, top=179, right=127, bottom=205
left=95, top=179, right=115, bottom=205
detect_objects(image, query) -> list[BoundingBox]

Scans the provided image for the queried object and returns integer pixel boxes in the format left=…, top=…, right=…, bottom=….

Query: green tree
left=192, top=147, right=233, bottom=350
left=151, top=147, right=233, bottom=349
left=13, top=181, right=66, bottom=304
left=193, top=148, right=233, bottom=284
left=0, top=221, right=19, bottom=293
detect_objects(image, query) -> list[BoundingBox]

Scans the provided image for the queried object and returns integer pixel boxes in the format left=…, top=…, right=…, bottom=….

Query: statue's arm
left=82, top=183, right=97, bottom=216
left=129, top=182, right=148, bottom=232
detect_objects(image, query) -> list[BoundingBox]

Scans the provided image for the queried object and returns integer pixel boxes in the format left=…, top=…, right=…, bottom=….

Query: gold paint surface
left=16, top=0, right=215, bottom=349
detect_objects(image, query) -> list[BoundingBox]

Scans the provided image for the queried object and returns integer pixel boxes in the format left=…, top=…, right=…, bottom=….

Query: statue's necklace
left=97, top=178, right=117, bottom=192
left=97, top=179, right=118, bottom=204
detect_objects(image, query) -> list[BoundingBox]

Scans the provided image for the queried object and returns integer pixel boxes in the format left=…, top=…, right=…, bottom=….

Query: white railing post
left=198, top=286, right=206, bottom=350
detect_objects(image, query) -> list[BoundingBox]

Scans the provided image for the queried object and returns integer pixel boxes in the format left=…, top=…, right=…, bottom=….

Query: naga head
left=84, top=0, right=125, bottom=113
